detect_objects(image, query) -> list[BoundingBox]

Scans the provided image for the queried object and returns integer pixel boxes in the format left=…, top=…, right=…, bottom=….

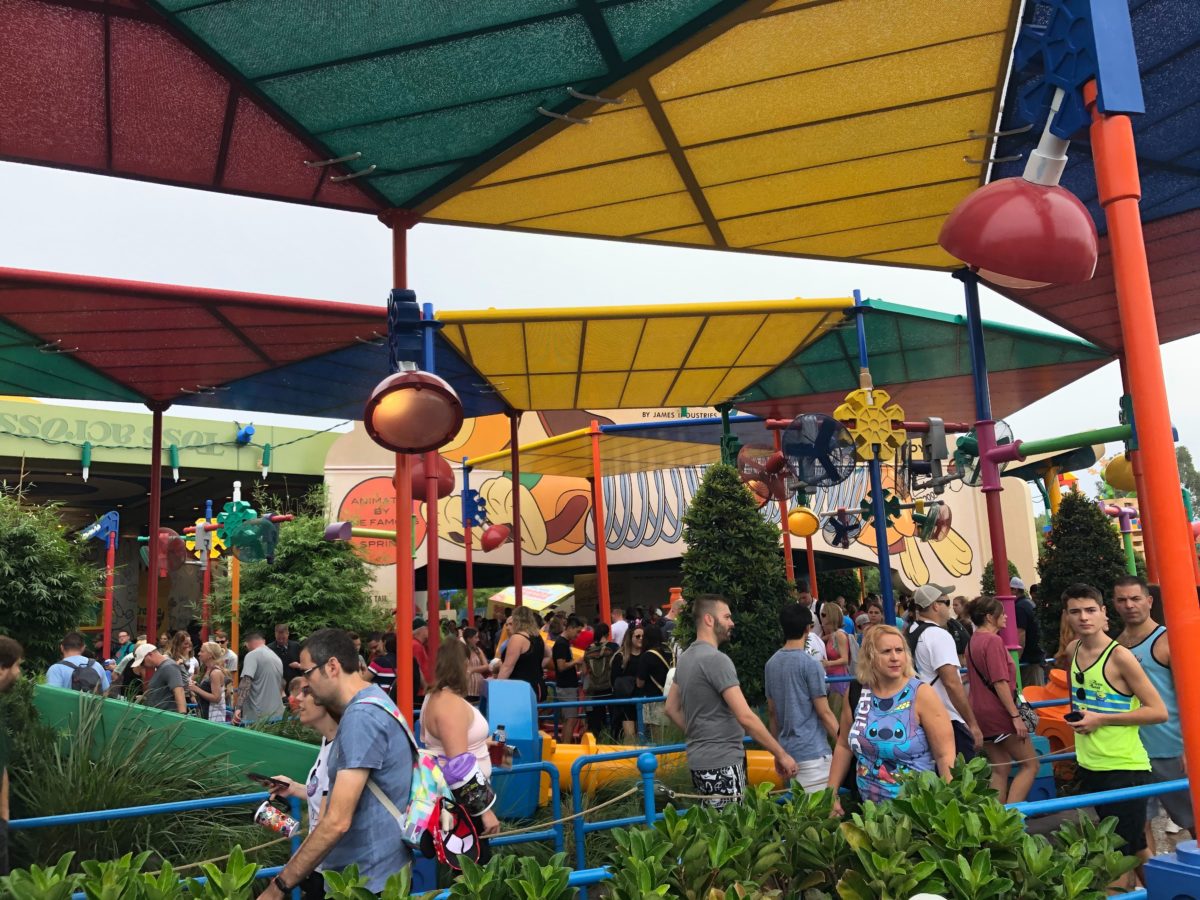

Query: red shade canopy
left=0, top=266, right=386, bottom=406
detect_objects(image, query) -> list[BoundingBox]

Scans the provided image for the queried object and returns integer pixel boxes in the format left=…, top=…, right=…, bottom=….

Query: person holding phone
left=265, top=679, right=339, bottom=899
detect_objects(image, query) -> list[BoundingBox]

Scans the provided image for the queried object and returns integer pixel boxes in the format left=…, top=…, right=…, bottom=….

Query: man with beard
left=258, top=629, right=413, bottom=899
left=665, top=595, right=798, bottom=807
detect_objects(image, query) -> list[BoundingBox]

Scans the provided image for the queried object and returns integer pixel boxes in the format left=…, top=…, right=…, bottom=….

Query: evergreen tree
left=1036, top=490, right=1126, bottom=639
left=1177, top=446, right=1200, bottom=502
left=817, top=568, right=864, bottom=608
left=677, top=463, right=791, bottom=704
left=211, top=488, right=387, bottom=640
left=0, top=492, right=100, bottom=668
left=980, top=558, right=1021, bottom=596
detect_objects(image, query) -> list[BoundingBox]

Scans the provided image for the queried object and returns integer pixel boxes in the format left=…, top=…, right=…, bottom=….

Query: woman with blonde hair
left=826, top=624, right=954, bottom=814
left=497, top=605, right=550, bottom=701
left=188, top=641, right=227, bottom=722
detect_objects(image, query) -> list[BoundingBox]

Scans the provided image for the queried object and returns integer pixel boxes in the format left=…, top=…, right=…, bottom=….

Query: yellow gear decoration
left=834, top=387, right=905, bottom=462
left=186, top=518, right=226, bottom=560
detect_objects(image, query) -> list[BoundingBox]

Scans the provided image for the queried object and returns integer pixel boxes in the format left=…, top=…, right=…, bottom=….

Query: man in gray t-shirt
left=234, top=632, right=284, bottom=725
left=764, top=604, right=840, bottom=793
left=666, top=595, right=798, bottom=806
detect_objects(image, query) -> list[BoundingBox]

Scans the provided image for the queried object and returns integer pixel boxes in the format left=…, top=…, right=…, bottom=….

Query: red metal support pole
left=589, top=421, right=611, bottom=624
left=425, top=450, right=441, bottom=672
left=1087, top=81, right=1200, bottom=825
left=805, top=537, right=819, bottom=599
left=145, top=403, right=167, bottom=638
left=102, top=532, right=115, bottom=659
left=509, top=411, right=524, bottom=607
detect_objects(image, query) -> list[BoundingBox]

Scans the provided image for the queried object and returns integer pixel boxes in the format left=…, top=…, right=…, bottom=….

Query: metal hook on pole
left=330, top=164, right=377, bottom=182
left=963, top=154, right=1023, bottom=165
left=567, top=87, right=624, bottom=105
left=968, top=123, right=1033, bottom=140
left=304, top=151, right=362, bottom=168
left=536, top=107, right=590, bottom=125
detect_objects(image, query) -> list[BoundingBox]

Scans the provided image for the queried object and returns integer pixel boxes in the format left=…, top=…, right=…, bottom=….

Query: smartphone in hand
left=246, top=772, right=290, bottom=791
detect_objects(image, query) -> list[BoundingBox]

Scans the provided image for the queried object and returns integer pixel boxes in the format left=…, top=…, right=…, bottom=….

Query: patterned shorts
left=689, top=759, right=748, bottom=809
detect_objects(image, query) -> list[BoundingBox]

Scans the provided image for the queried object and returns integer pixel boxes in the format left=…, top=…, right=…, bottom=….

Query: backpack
left=584, top=644, right=614, bottom=694
left=904, top=621, right=942, bottom=685
left=351, top=693, right=451, bottom=853
left=59, top=659, right=103, bottom=693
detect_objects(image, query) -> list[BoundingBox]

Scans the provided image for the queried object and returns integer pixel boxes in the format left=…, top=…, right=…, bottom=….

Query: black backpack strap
left=906, top=622, right=941, bottom=685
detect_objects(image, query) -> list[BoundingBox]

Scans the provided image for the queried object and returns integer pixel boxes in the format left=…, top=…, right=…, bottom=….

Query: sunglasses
left=1073, top=668, right=1087, bottom=701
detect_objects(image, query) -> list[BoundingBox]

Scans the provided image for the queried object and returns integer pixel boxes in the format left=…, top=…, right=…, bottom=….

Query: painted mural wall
left=325, top=409, right=1041, bottom=605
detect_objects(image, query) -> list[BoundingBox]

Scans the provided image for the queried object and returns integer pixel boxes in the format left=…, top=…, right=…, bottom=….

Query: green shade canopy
left=0, top=319, right=142, bottom=403
left=736, top=299, right=1112, bottom=424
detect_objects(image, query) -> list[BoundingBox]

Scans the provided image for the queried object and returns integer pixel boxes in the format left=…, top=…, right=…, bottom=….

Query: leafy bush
left=0, top=492, right=101, bottom=668
left=7, top=697, right=284, bottom=872
left=1037, top=490, right=1126, bottom=639
left=677, top=463, right=792, bottom=703
left=604, top=757, right=1134, bottom=900
left=209, top=487, right=389, bottom=639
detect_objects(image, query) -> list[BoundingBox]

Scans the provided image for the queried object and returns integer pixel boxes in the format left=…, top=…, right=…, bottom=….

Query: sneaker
left=1166, top=818, right=1183, bottom=835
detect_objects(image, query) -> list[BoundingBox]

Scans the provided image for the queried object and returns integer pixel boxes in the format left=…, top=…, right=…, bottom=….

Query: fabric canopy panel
left=437, top=296, right=853, bottom=411
left=0, top=0, right=384, bottom=212
left=465, top=427, right=719, bottom=479
left=0, top=267, right=507, bottom=419
left=737, top=300, right=1112, bottom=423
left=143, top=0, right=763, bottom=209
left=424, top=0, right=1020, bottom=269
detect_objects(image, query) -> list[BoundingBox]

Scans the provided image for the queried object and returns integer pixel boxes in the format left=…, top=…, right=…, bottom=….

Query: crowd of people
left=5, top=572, right=1191, bottom=894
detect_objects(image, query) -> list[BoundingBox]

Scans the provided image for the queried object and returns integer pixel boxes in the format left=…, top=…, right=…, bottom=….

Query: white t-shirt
left=306, top=737, right=332, bottom=834
left=805, top=632, right=827, bottom=662
left=610, top=619, right=629, bottom=647
left=908, top=619, right=963, bottom=724
left=223, top=649, right=238, bottom=672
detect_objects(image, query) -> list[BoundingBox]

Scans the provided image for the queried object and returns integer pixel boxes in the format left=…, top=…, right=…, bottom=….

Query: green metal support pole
left=1016, top=424, right=1132, bottom=459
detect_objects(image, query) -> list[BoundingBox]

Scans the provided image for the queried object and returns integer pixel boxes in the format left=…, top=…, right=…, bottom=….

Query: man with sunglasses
left=1113, top=574, right=1193, bottom=845
left=906, top=584, right=983, bottom=760
left=1064, top=583, right=1167, bottom=886
left=260, top=629, right=412, bottom=899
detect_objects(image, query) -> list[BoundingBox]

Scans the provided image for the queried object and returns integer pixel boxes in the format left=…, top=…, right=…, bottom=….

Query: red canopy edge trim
left=0, top=267, right=387, bottom=321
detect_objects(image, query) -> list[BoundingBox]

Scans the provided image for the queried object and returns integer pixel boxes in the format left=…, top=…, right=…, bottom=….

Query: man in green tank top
left=1064, top=583, right=1167, bottom=888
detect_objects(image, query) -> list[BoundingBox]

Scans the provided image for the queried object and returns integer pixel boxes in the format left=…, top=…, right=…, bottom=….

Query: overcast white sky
left=2, top=160, right=1197, bottom=507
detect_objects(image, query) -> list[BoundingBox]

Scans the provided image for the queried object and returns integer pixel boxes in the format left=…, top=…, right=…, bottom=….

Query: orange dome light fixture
left=364, top=362, right=464, bottom=455
left=939, top=89, right=1098, bottom=289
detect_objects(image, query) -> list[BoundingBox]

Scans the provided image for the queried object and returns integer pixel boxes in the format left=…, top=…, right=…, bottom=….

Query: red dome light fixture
left=364, top=363, right=464, bottom=454
left=939, top=89, right=1098, bottom=289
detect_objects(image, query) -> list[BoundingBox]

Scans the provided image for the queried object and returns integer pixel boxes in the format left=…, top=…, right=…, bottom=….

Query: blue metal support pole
left=638, top=753, right=658, bottom=826
left=288, top=797, right=303, bottom=900
left=852, top=290, right=897, bottom=623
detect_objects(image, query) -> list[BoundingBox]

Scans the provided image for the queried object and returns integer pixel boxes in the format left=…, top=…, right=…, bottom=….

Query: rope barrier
left=494, top=787, right=639, bottom=838
left=168, top=835, right=289, bottom=875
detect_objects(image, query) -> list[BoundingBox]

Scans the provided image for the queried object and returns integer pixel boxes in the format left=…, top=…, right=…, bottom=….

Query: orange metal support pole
left=382, top=210, right=416, bottom=724
left=589, top=421, right=611, bottom=624
left=805, top=537, right=818, bottom=598
left=510, top=412, right=524, bottom=607
left=771, top=430, right=796, bottom=583
left=1088, top=82, right=1200, bottom=825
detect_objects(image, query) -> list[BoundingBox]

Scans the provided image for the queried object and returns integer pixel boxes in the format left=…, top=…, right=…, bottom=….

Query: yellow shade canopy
left=465, top=428, right=720, bottom=480
left=423, top=0, right=1019, bottom=270
left=437, top=297, right=851, bottom=411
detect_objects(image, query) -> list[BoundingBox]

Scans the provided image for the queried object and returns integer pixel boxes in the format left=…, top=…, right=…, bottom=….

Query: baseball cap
left=412, top=617, right=427, bottom=629
left=1009, top=577, right=1026, bottom=591
left=913, top=584, right=954, bottom=609
left=131, top=643, right=157, bottom=669
left=855, top=613, right=870, bottom=628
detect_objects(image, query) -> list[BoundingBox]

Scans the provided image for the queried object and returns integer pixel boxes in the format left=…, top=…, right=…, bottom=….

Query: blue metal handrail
left=490, top=761, right=565, bottom=854
left=11, top=792, right=302, bottom=899
left=1010, top=777, right=1189, bottom=816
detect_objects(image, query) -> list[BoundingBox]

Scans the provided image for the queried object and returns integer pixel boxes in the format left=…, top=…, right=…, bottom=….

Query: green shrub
left=209, top=487, right=388, bottom=639
left=816, top=568, right=863, bottom=606
left=0, top=492, right=101, bottom=669
left=980, top=558, right=1021, bottom=596
left=1037, top=490, right=1126, bottom=639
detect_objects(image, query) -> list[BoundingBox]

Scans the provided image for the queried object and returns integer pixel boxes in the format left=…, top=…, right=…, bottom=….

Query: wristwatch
left=273, top=875, right=292, bottom=893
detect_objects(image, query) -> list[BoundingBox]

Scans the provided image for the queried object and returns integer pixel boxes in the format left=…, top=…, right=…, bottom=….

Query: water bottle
left=490, top=724, right=507, bottom=767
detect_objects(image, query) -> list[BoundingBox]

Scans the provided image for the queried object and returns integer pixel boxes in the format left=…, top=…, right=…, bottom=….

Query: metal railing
left=490, top=761, right=565, bottom=854
left=11, top=791, right=302, bottom=899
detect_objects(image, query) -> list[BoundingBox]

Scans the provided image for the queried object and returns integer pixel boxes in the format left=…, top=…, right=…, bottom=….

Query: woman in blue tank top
left=827, top=625, right=956, bottom=812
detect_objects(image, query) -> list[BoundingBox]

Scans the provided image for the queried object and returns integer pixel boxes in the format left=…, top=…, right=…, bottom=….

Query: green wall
left=34, top=685, right=319, bottom=784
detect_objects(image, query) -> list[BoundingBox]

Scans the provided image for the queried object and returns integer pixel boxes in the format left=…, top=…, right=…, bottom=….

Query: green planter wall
left=34, top=685, right=319, bottom=784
